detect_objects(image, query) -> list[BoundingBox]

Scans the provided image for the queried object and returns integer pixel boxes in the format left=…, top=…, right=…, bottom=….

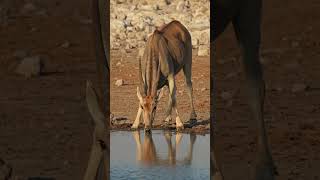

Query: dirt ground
left=214, top=0, right=320, bottom=180
left=0, top=1, right=101, bottom=179
left=0, top=0, right=319, bottom=180
left=110, top=49, right=210, bottom=133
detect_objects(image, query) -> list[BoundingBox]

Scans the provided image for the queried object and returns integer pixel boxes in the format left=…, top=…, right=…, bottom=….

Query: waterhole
left=110, top=130, right=209, bottom=180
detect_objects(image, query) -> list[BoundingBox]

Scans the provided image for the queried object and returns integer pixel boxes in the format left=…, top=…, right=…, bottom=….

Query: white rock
left=197, top=45, right=209, bottom=56
left=154, top=18, right=165, bottom=29
left=176, top=1, right=186, bottom=12
left=136, top=22, right=146, bottom=31
left=201, top=88, right=207, bottom=92
left=140, top=5, right=154, bottom=11
left=115, top=79, right=124, bottom=86
left=191, top=37, right=199, bottom=48
left=110, top=0, right=210, bottom=52
left=127, top=32, right=135, bottom=38
left=127, top=39, right=137, bottom=48
left=138, top=48, right=145, bottom=58
left=199, top=30, right=209, bottom=45
left=136, top=33, right=146, bottom=41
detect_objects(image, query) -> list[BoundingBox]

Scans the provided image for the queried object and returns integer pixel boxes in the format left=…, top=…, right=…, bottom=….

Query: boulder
left=197, top=45, right=209, bottom=56
left=110, top=0, right=210, bottom=52
left=115, top=79, right=124, bottom=86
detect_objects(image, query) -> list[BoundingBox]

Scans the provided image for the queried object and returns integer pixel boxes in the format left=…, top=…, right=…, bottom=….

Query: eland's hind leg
left=183, top=42, right=197, bottom=121
left=164, top=86, right=173, bottom=125
left=165, top=74, right=184, bottom=130
left=232, top=1, right=277, bottom=179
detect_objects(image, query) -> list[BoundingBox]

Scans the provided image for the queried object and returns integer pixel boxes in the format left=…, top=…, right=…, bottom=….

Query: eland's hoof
left=144, top=128, right=151, bottom=134
left=176, top=125, right=184, bottom=132
left=131, top=124, right=139, bottom=130
left=144, top=126, right=151, bottom=133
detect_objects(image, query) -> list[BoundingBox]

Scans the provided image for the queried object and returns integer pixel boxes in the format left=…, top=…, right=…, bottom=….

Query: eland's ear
left=137, top=86, right=143, bottom=102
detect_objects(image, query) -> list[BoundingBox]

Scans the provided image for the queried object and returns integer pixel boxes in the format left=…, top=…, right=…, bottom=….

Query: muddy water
left=110, top=130, right=209, bottom=180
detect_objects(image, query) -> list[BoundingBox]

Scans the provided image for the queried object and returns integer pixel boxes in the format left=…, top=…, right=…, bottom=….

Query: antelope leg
left=232, top=1, right=277, bottom=178
left=132, top=106, right=142, bottom=129
left=164, top=87, right=173, bottom=124
left=167, top=74, right=183, bottom=129
left=164, top=131, right=176, bottom=164
left=182, top=47, right=197, bottom=120
left=183, top=134, right=196, bottom=165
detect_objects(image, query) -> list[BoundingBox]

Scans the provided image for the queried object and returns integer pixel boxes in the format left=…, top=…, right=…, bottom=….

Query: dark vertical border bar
left=91, top=0, right=110, bottom=178
left=210, top=0, right=224, bottom=179
left=210, top=0, right=215, bottom=179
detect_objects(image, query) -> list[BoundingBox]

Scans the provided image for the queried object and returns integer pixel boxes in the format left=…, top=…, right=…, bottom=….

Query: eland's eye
left=140, top=105, right=144, bottom=109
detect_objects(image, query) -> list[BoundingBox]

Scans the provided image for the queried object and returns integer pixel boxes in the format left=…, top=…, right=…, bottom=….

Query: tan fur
left=133, top=20, right=197, bottom=131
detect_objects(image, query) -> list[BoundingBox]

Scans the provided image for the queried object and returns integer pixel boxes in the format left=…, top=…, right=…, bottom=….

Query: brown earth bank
left=0, top=0, right=209, bottom=179
left=0, top=0, right=101, bottom=179
left=214, top=0, right=320, bottom=180
left=0, top=0, right=319, bottom=180
left=110, top=49, right=210, bottom=133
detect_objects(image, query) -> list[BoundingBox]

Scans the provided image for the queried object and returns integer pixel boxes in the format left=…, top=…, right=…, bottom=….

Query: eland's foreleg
left=232, top=1, right=277, bottom=179
left=131, top=106, right=142, bottom=129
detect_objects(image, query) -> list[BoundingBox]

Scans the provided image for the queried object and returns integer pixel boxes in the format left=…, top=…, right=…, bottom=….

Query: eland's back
left=141, top=20, right=192, bottom=89
left=133, top=20, right=197, bottom=131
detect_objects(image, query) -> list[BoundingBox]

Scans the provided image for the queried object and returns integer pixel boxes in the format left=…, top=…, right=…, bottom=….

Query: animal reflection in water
left=131, top=131, right=196, bottom=166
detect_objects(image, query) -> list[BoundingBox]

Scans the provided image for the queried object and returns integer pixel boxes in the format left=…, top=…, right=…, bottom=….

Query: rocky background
left=110, top=0, right=210, bottom=56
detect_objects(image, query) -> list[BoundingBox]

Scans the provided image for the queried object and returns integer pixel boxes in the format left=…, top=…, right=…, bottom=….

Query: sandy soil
left=0, top=0, right=209, bottom=179
left=0, top=1, right=101, bottom=179
left=110, top=49, right=210, bottom=133
left=214, top=0, right=320, bottom=179
left=0, top=0, right=319, bottom=179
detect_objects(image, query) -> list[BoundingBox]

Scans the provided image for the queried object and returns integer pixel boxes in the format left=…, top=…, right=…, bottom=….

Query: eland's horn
left=138, top=57, right=145, bottom=96
left=152, top=60, right=161, bottom=97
